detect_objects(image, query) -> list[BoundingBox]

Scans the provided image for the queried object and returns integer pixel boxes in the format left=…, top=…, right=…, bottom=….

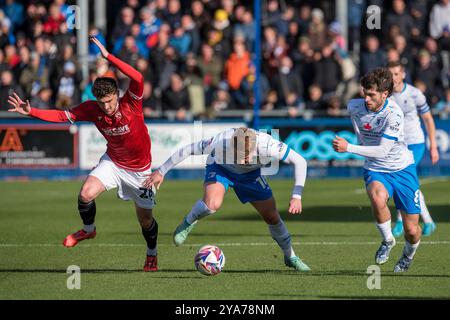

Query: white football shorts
left=89, top=153, right=156, bottom=209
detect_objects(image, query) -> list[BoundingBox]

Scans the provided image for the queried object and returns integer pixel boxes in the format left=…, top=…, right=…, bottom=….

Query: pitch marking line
left=1, top=241, right=449, bottom=248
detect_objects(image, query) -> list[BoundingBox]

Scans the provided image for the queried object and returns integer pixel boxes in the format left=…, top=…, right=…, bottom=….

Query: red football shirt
left=29, top=54, right=151, bottom=172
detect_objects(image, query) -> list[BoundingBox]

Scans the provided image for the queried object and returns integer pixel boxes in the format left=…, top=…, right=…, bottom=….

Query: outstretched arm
left=8, top=92, right=69, bottom=122
left=143, top=138, right=214, bottom=189
left=333, top=135, right=395, bottom=158
left=8, top=91, right=96, bottom=123
left=90, top=36, right=144, bottom=99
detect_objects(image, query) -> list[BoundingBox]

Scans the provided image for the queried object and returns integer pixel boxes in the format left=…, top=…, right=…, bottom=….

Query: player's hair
left=231, top=128, right=257, bottom=164
left=386, top=60, right=404, bottom=70
left=92, top=77, right=119, bottom=99
left=360, top=68, right=394, bottom=96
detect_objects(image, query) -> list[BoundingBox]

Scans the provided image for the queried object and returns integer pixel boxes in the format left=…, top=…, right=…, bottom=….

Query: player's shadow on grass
left=217, top=205, right=450, bottom=222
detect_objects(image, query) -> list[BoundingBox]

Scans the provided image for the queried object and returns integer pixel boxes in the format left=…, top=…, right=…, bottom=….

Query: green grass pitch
left=0, top=178, right=449, bottom=299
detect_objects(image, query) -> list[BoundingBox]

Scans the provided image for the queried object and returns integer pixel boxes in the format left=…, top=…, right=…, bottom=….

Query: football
left=194, top=245, right=225, bottom=276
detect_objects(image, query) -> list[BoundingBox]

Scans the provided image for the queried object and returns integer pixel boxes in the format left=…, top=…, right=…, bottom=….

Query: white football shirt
left=348, top=98, right=414, bottom=172
left=391, top=83, right=430, bottom=145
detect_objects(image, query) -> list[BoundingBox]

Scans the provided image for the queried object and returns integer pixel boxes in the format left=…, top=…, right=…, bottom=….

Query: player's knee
left=403, top=220, right=420, bottom=236
left=264, top=213, right=280, bottom=225
left=370, top=191, right=388, bottom=209
left=79, top=187, right=97, bottom=203
left=203, top=199, right=221, bottom=212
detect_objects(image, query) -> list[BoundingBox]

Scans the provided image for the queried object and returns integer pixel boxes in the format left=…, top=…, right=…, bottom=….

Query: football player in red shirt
left=7, top=37, right=158, bottom=272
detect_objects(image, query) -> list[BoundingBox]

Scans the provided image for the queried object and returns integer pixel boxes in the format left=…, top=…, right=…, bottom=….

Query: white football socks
left=376, top=220, right=395, bottom=243
left=419, top=190, right=433, bottom=224
left=269, top=220, right=295, bottom=258
left=186, top=200, right=216, bottom=225
left=403, top=240, right=420, bottom=259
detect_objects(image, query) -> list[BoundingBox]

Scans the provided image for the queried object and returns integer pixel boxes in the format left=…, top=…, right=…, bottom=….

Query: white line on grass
left=1, top=241, right=449, bottom=248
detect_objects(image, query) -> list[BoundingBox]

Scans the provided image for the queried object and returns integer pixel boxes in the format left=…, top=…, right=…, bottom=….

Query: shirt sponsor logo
left=102, top=125, right=130, bottom=136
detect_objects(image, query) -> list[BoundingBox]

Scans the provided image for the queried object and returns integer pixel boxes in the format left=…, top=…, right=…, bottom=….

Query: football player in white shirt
left=333, top=68, right=422, bottom=272
left=388, top=61, right=439, bottom=237
left=143, top=127, right=311, bottom=272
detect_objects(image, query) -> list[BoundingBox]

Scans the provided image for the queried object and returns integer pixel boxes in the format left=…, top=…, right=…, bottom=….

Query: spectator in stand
left=156, top=45, right=178, bottom=92
left=313, top=44, right=342, bottom=98
left=169, top=22, right=191, bottom=58
left=189, top=0, right=211, bottom=40
left=326, top=96, right=342, bottom=117
left=286, top=19, right=300, bottom=50
left=0, top=11, right=15, bottom=49
left=81, top=69, right=97, bottom=102
left=384, top=0, right=414, bottom=40
left=298, top=4, right=312, bottom=36
left=4, top=44, right=20, bottom=68
left=181, top=14, right=201, bottom=55
left=306, top=83, right=326, bottom=112
left=88, top=26, right=107, bottom=59
left=211, top=82, right=232, bottom=113
left=272, top=56, right=304, bottom=108
left=360, top=35, right=386, bottom=75
left=56, top=61, right=80, bottom=107
left=30, top=87, right=52, bottom=109
left=291, top=36, right=315, bottom=94
left=429, top=0, right=450, bottom=51
left=414, top=49, right=442, bottom=106
left=117, top=35, right=140, bottom=68
left=308, top=8, right=327, bottom=51
left=112, top=7, right=135, bottom=43
left=409, top=0, right=428, bottom=48
left=162, top=73, right=190, bottom=120
left=13, top=46, right=29, bottom=79
left=233, top=8, right=255, bottom=52
left=142, top=81, right=158, bottom=117
left=393, top=35, right=413, bottom=75
left=197, top=43, right=223, bottom=107
left=43, top=3, right=66, bottom=35
left=0, top=69, right=23, bottom=110
left=139, top=6, right=161, bottom=55
left=165, top=0, right=182, bottom=29
left=424, top=37, right=443, bottom=71
left=19, top=51, right=49, bottom=98
left=262, top=26, right=278, bottom=77
left=3, top=0, right=24, bottom=33
left=265, top=0, right=283, bottom=34
left=135, top=57, right=152, bottom=84
left=114, top=23, right=148, bottom=59
left=224, top=39, right=250, bottom=108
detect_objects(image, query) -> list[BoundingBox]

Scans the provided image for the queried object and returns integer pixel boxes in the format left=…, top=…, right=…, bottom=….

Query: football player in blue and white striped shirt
left=388, top=61, right=439, bottom=237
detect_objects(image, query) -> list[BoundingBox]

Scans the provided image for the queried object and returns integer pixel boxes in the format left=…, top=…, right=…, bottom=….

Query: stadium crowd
left=0, top=0, right=449, bottom=120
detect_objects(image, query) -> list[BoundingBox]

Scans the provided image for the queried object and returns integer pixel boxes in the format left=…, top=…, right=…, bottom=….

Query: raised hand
left=89, top=36, right=109, bottom=58
left=7, top=92, right=31, bottom=115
